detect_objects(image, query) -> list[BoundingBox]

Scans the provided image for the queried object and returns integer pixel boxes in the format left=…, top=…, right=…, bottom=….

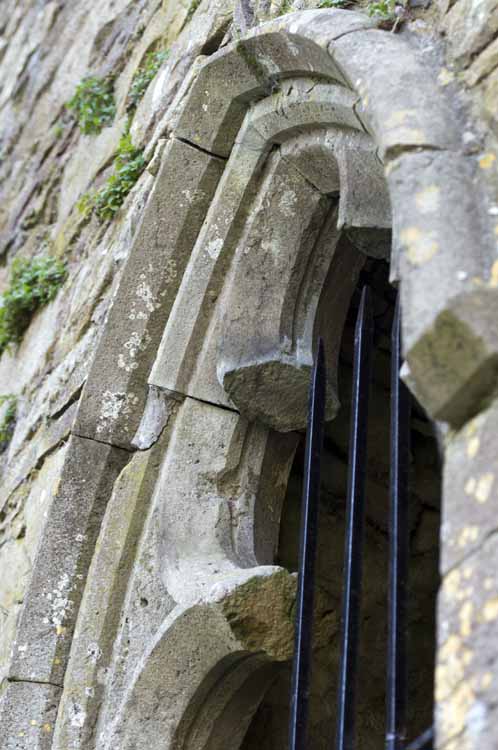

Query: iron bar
left=386, top=296, right=411, bottom=750
left=288, top=338, right=326, bottom=750
left=405, top=728, right=434, bottom=750
left=335, top=286, right=374, bottom=750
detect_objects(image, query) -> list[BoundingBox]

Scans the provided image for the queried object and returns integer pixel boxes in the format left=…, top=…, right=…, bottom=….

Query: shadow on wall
left=241, top=259, right=441, bottom=750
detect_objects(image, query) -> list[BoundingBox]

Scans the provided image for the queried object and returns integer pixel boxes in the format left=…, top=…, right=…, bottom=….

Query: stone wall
left=0, top=1, right=497, bottom=749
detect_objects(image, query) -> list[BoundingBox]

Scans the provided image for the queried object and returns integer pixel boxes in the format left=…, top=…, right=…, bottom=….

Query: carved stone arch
left=80, top=10, right=496, bottom=750
left=150, top=77, right=387, bottom=430
left=8, top=9, right=497, bottom=750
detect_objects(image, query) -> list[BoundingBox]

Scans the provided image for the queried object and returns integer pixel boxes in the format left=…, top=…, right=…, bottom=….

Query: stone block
left=387, top=149, right=498, bottom=425
left=441, top=399, right=498, bottom=575
left=51, top=427, right=176, bottom=750
left=100, top=570, right=298, bottom=750
left=217, top=158, right=353, bottom=431
left=148, top=118, right=270, bottom=403
left=74, top=138, right=224, bottom=448
left=330, top=29, right=462, bottom=159
left=333, top=130, right=391, bottom=231
left=172, top=30, right=343, bottom=157
left=8, top=435, right=128, bottom=686
left=154, top=397, right=297, bottom=602
left=0, top=681, right=61, bottom=750
left=442, top=0, right=498, bottom=68
left=436, top=534, right=498, bottom=749
left=281, top=131, right=341, bottom=194
left=248, top=78, right=363, bottom=145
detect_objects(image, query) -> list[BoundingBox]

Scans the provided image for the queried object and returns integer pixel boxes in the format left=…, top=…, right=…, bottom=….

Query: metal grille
left=288, top=287, right=434, bottom=750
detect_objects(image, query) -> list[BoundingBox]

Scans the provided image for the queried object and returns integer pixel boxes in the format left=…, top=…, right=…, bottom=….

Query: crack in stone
left=174, top=135, right=229, bottom=162
left=8, top=676, right=62, bottom=689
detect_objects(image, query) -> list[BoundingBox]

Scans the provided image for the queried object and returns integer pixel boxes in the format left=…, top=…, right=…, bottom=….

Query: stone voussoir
left=8, top=435, right=128, bottom=687
left=0, top=681, right=61, bottom=750
left=388, top=148, right=498, bottom=425
left=74, top=137, right=224, bottom=449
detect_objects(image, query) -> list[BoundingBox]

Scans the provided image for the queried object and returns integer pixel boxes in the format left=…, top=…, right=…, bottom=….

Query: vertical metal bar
left=288, top=338, right=326, bottom=750
left=335, top=286, right=374, bottom=750
left=386, top=295, right=411, bottom=750
left=405, top=727, right=434, bottom=750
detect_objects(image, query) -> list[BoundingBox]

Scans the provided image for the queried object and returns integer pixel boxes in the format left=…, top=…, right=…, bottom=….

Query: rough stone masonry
left=0, top=0, right=497, bottom=748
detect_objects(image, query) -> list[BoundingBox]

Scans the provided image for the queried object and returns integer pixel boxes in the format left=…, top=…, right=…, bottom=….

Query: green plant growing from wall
left=317, top=0, right=353, bottom=8
left=0, top=395, right=17, bottom=453
left=278, top=0, right=294, bottom=15
left=92, top=132, right=146, bottom=221
left=127, top=49, right=169, bottom=111
left=66, top=76, right=116, bottom=135
left=367, top=0, right=396, bottom=18
left=0, top=256, right=67, bottom=355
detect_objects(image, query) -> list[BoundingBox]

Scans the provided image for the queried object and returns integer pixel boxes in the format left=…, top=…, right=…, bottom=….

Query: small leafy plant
left=127, top=49, right=169, bottom=111
left=367, top=0, right=396, bottom=18
left=91, top=133, right=146, bottom=221
left=318, top=0, right=353, bottom=8
left=67, top=76, right=116, bottom=135
left=0, top=395, right=17, bottom=453
left=0, top=256, right=67, bottom=355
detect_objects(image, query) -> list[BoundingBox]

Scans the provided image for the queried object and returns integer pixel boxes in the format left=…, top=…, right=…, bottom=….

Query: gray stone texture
left=74, top=137, right=224, bottom=448
left=52, top=427, right=176, bottom=750
left=436, top=534, right=498, bottom=749
left=0, top=681, right=61, bottom=750
left=172, top=30, right=345, bottom=156
left=441, top=399, right=498, bottom=575
left=330, top=28, right=462, bottom=159
left=8, top=436, right=128, bottom=686
left=1, top=4, right=498, bottom=750
left=387, top=149, right=498, bottom=426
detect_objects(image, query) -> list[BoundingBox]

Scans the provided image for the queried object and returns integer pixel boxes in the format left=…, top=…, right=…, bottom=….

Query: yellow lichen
left=438, top=68, right=455, bottom=86
left=482, top=597, right=498, bottom=621
left=467, top=436, right=480, bottom=458
left=415, top=185, right=440, bottom=214
left=459, top=600, right=474, bottom=637
left=475, top=472, right=494, bottom=503
left=490, top=259, right=498, bottom=287
left=479, top=153, right=496, bottom=169
left=465, top=476, right=477, bottom=495
left=400, top=227, right=439, bottom=265
left=457, top=526, right=479, bottom=548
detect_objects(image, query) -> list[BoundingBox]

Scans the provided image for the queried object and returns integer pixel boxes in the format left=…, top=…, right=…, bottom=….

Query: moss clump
left=0, top=256, right=67, bottom=355
left=92, top=133, right=146, bottom=221
left=0, top=395, right=17, bottom=453
left=67, top=76, right=116, bottom=135
left=127, top=49, right=169, bottom=111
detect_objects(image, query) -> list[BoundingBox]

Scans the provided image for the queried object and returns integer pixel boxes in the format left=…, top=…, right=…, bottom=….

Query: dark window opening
left=241, top=259, right=441, bottom=750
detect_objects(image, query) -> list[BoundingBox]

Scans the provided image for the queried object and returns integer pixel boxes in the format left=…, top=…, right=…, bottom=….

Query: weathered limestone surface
left=436, top=534, right=498, bottom=750
left=74, top=138, right=224, bottom=448
left=1, top=2, right=498, bottom=750
left=441, top=399, right=498, bottom=575
left=101, top=573, right=298, bottom=750
left=0, top=681, right=61, bottom=750
left=388, top=149, right=498, bottom=424
left=52, top=425, right=177, bottom=750
left=0, top=444, right=68, bottom=688
left=8, top=436, right=128, bottom=685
